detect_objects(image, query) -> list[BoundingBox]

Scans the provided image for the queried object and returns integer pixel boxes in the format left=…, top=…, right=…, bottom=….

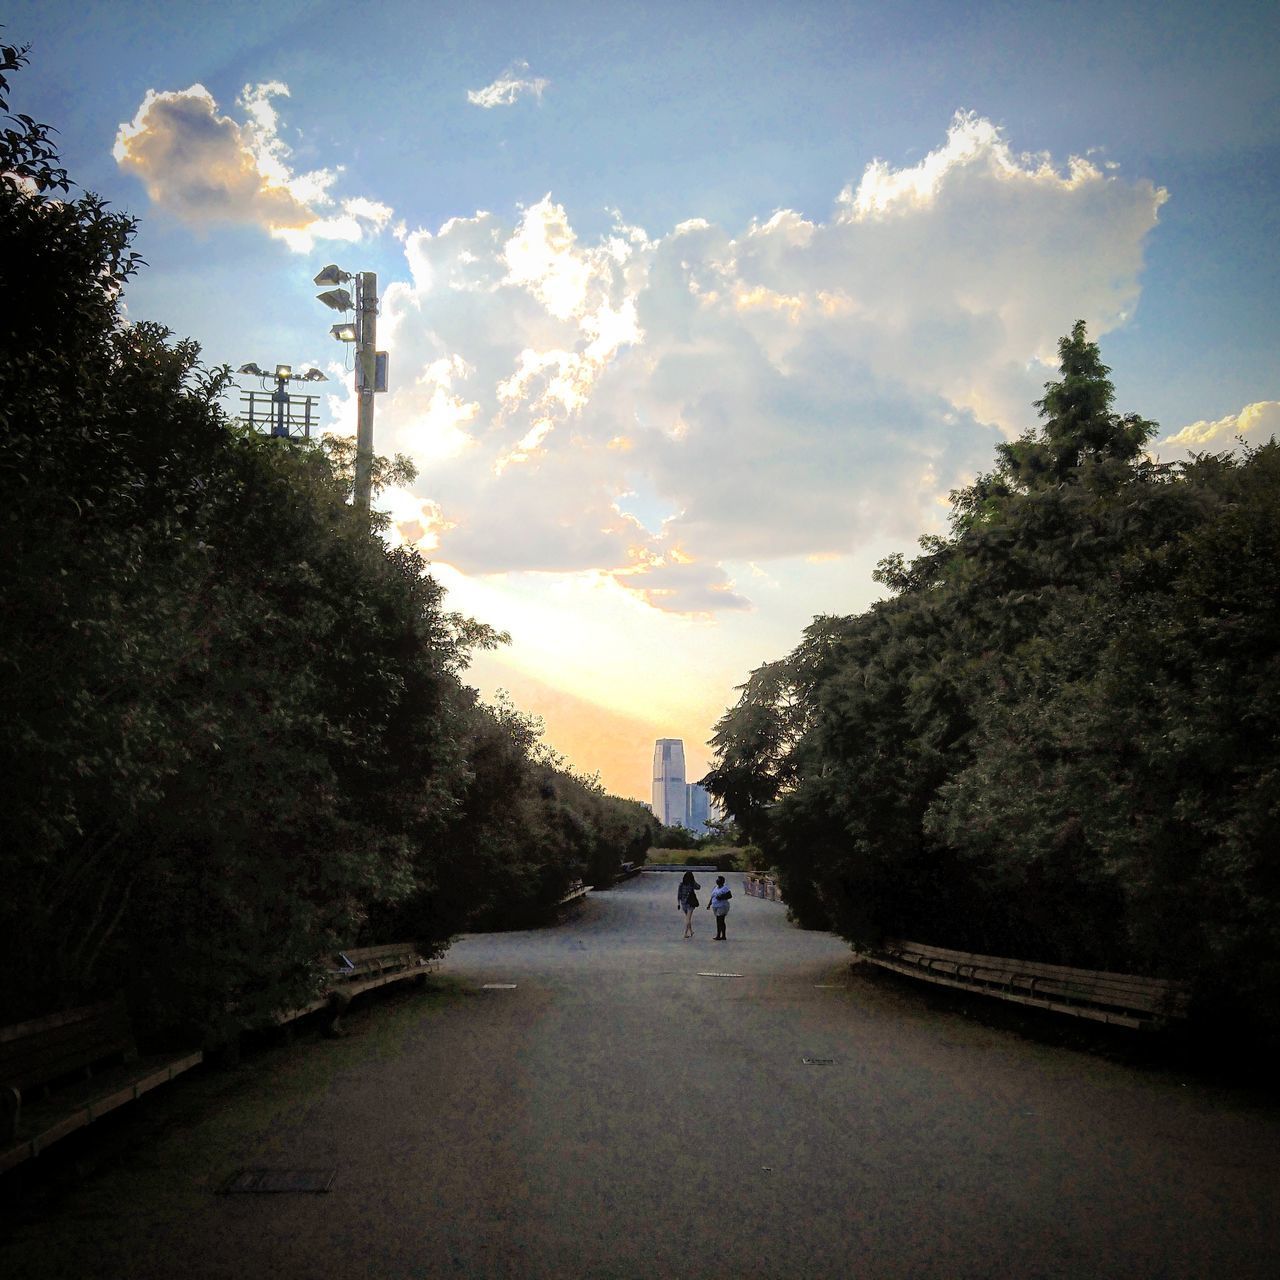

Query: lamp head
left=313, top=263, right=353, bottom=286
left=274, top=363, right=293, bottom=381
left=330, top=322, right=358, bottom=343
left=300, top=367, right=329, bottom=382
left=237, top=362, right=264, bottom=376
left=316, top=287, right=354, bottom=312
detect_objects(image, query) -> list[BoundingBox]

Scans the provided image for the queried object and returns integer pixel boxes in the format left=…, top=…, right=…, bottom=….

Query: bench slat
left=0, top=993, right=203, bottom=1171
left=866, top=955, right=1156, bottom=1029
left=275, top=942, right=433, bottom=1026
left=0, top=1049, right=203, bottom=1174
left=0, top=996, right=135, bottom=1092
left=875, top=939, right=1189, bottom=1026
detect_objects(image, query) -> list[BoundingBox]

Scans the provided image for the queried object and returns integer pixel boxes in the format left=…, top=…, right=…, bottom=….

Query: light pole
left=235, top=362, right=327, bottom=439
left=315, top=265, right=385, bottom=514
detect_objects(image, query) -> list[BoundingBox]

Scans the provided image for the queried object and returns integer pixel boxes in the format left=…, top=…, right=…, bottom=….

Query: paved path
left=5, top=872, right=1280, bottom=1278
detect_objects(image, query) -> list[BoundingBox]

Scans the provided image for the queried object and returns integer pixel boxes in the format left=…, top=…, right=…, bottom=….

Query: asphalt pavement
left=5, top=870, right=1280, bottom=1278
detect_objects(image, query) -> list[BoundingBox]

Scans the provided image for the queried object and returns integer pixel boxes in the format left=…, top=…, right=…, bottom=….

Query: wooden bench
left=867, top=938, right=1190, bottom=1030
left=331, top=943, right=431, bottom=990
left=557, top=879, right=591, bottom=906
left=0, top=994, right=202, bottom=1173
left=274, top=942, right=432, bottom=1029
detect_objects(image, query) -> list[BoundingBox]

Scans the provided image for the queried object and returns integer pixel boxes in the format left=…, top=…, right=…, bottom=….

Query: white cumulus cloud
left=114, top=82, right=391, bottom=251
left=467, top=61, right=550, bottom=108
left=328, top=113, right=1165, bottom=614
left=1159, top=400, right=1280, bottom=451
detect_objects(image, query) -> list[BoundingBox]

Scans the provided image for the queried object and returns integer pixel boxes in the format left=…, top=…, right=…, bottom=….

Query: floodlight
left=313, top=263, right=353, bottom=286
left=331, top=322, right=358, bottom=342
left=237, top=362, right=264, bottom=376
left=274, top=363, right=293, bottom=380
left=316, top=287, right=354, bottom=312
left=300, top=367, right=329, bottom=382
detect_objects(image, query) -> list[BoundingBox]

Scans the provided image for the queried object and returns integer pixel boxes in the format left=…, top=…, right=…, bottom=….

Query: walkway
left=4, top=872, right=1279, bottom=1277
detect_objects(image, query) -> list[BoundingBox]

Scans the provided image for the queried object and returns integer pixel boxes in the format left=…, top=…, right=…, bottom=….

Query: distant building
left=651, top=739, right=686, bottom=827
left=685, top=782, right=711, bottom=835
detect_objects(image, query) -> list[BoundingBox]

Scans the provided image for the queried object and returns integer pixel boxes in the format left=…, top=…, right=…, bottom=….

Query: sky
left=8, top=1, right=1278, bottom=801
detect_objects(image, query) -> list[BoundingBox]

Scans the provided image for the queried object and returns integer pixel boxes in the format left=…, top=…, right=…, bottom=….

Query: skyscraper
left=685, top=782, right=711, bottom=835
left=652, top=738, right=686, bottom=827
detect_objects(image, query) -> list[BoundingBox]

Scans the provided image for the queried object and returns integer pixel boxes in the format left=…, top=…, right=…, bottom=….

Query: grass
left=645, top=846, right=758, bottom=870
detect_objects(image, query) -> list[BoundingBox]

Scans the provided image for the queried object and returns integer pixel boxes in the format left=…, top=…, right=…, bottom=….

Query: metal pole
left=354, top=271, right=377, bottom=512
left=273, top=374, right=288, bottom=438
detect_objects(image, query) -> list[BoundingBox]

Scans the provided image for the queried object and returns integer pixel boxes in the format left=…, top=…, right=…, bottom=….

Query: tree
left=1, top=46, right=558, bottom=1036
left=706, top=320, right=1280, bottom=1046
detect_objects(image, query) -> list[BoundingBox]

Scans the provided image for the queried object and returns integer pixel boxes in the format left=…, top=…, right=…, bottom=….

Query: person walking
left=707, top=876, right=733, bottom=940
left=677, top=870, right=701, bottom=938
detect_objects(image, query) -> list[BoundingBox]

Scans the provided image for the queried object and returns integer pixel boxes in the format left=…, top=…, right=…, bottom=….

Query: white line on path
left=697, top=972, right=742, bottom=978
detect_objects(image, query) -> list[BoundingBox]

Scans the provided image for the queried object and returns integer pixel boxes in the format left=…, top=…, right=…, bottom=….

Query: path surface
left=5, top=871, right=1280, bottom=1278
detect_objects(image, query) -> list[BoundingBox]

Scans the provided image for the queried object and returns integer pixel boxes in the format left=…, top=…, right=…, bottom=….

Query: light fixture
left=274, top=363, right=293, bottom=380
left=316, top=287, right=354, bottom=312
left=237, top=362, right=264, bottom=376
left=300, top=367, right=328, bottom=382
left=313, top=264, right=353, bottom=287
left=312, top=261, right=382, bottom=513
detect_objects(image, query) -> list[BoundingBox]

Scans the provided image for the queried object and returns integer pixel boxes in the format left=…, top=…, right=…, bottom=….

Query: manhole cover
left=697, top=972, right=742, bottom=978
left=802, top=1056, right=835, bottom=1066
left=222, top=1168, right=336, bottom=1194
left=482, top=983, right=517, bottom=989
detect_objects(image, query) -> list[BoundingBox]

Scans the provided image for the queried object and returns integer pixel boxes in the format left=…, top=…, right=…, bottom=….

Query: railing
left=743, top=872, right=783, bottom=902
left=643, top=864, right=719, bottom=872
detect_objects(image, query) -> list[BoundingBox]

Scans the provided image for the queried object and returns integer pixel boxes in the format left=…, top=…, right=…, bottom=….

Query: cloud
left=467, top=61, right=550, bottom=108
left=336, top=112, right=1165, bottom=613
left=613, top=553, right=752, bottom=613
left=114, top=82, right=391, bottom=251
left=1159, top=400, right=1280, bottom=451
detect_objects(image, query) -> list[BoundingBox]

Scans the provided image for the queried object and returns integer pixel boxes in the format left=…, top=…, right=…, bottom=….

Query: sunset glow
left=13, top=0, right=1276, bottom=801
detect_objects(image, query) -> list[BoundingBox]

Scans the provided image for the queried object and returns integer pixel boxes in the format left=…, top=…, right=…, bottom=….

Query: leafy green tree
left=1, top=44, right=616, bottom=1038
left=707, top=319, right=1280, bottom=1046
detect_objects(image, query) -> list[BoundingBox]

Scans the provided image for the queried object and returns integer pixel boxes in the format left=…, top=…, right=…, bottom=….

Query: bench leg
left=323, top=988, right=352, bottom=1038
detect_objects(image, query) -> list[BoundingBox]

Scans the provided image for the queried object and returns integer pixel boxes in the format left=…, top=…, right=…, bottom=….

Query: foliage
left=650, top=822, right=699, bottom=852
left=373, top=691, right=657, bottom=937
left=0, top=46, right=647, bottom=1040
left=706, top=321, right=1280, bottom=1044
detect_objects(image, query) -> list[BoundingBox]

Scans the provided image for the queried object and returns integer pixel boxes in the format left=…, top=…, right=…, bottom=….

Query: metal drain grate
left=802, top=1056, right=835, bottom=1066
left=222, top=1168, right=336, bottom=1194
left=697, top=972, right=742, bottom=978
left=482, top=982, right=517, bottom=989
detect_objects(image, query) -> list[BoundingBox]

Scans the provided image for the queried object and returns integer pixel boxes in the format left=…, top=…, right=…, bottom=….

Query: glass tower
left=651, top=738, right=686, bottom=827
left=685, top=782, right=711, bottom=835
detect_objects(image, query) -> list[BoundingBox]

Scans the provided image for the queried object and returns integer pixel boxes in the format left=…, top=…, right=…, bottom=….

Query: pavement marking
left=481, top=983, right=518, bottom=989
left=221, top=1169, right=336, bottom=1194
left=697, top=972, right=742, bottom=978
